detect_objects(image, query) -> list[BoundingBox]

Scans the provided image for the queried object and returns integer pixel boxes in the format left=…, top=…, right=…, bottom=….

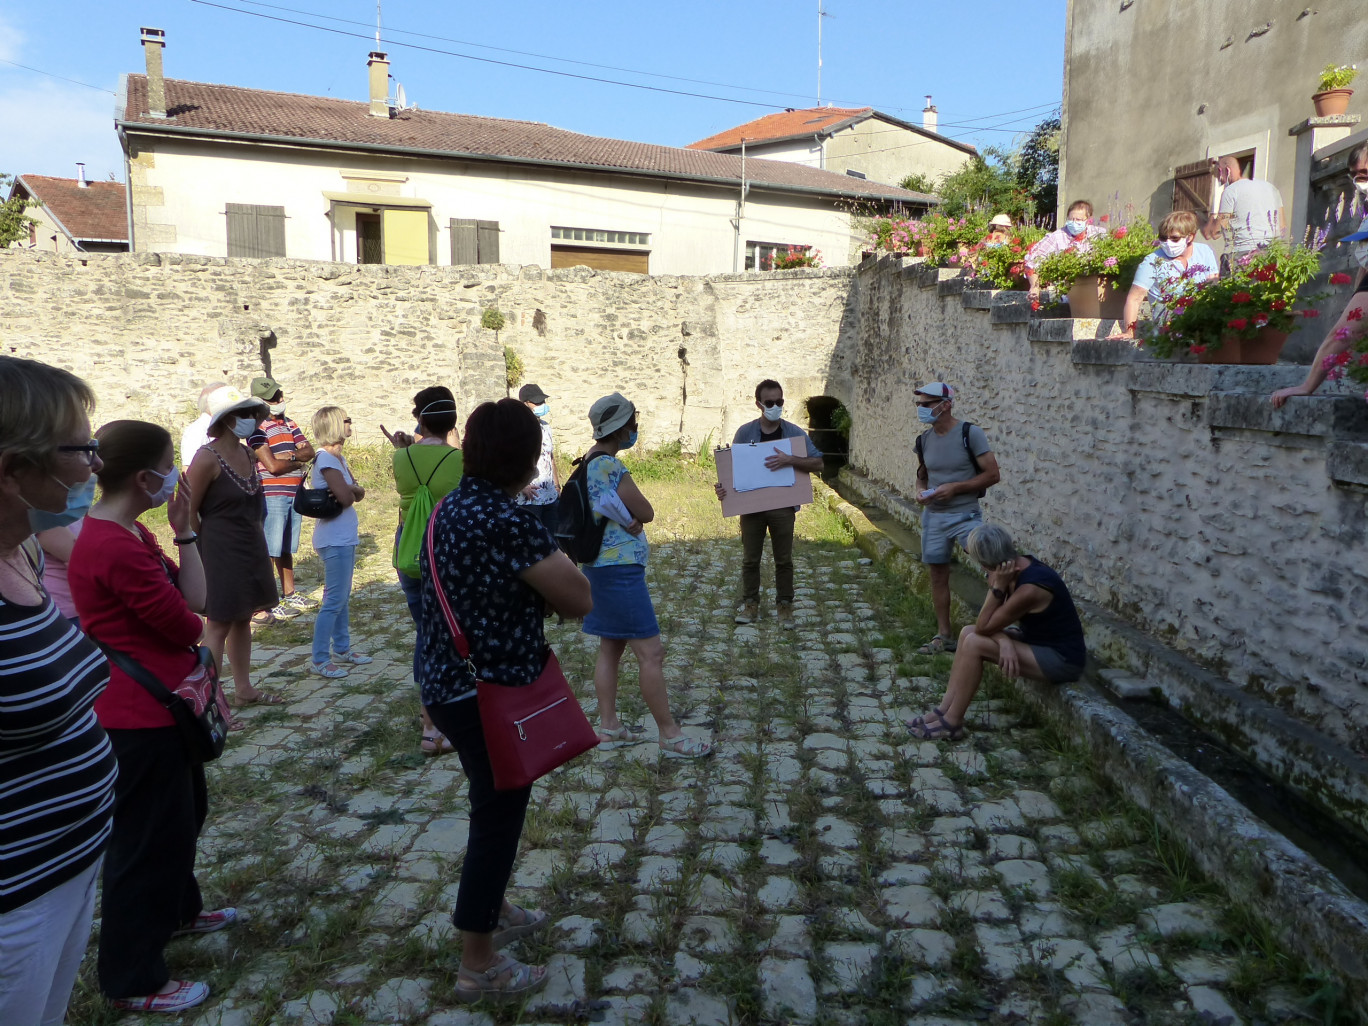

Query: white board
left=731, top=439, right=796, bottom=491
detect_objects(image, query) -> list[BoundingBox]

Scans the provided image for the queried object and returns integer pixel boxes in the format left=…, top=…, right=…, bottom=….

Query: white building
left=688, top=101, right=976, bottom=191
left=116, top=29, right=929, bottom=275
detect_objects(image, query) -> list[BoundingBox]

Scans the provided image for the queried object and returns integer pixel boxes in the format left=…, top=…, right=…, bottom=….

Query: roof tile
left=14, top=176, right=128, bottom=243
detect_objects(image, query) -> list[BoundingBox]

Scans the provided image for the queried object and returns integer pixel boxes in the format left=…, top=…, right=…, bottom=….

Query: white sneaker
left=335, top=650, right=373, bottom=665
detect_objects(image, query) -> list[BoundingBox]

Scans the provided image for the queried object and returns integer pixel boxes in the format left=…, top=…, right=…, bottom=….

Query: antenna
left=817, top=0, right=832, bottom=107
left=375, top=0, right=382, bottom=47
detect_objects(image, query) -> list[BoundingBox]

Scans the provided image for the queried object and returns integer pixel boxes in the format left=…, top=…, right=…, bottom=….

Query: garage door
left=550, top=245, right=649, bottom=274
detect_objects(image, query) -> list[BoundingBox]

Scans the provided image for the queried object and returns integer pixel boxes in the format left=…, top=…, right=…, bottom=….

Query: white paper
left=731, top=439, right=796, bottom=491
left=593, top=490, right=634, bottom=527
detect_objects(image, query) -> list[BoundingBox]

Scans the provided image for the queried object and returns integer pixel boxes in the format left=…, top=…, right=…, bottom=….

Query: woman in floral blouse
left=419, top=398, right=591, bottom=1003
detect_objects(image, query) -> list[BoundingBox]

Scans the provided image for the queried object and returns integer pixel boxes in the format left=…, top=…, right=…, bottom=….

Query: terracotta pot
left=1197, top=326, right=1289, bottom=365
left=1312, top=89, right=1353, bottom=117
left=1067, top=275, right=1127, bottom=320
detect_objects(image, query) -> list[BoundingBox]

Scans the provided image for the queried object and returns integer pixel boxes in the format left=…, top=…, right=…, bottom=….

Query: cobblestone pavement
left=79, top=491, right=1324, bottom=1026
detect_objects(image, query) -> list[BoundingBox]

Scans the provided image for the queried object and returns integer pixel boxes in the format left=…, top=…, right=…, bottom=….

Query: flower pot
left=1312, top=89, right=1353, bottom=117
left=1198, top=326, right=1289, bottom=365
left=1067, top=275, right=1126, bottom=320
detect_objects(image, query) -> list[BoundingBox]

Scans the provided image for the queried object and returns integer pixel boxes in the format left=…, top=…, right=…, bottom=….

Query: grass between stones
left=60, top=446, right=1349, bottom=1026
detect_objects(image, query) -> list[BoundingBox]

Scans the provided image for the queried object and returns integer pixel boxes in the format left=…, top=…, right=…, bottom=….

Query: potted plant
left=1138, top=240, right=1326, bottom=364
left=771, top=245, right=823, bottom=269
left=1313, top=63, right=1358, bottom=117
left=1034, top=217, right=1158, bottom=318
left=971, top=225, right=1047, bottom=289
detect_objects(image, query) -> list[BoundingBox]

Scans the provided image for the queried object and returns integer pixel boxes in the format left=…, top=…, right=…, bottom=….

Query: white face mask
left=762, top=404, right=784, bottom=422
left=1063, top=219, right=1088, bottom=237
left=1159, top=238, right=1189, bottom=259
left=1354, top=179, right=1368, bottom=197
left=144, top=466, right=179, bottom=505
left=230, top=416, right=257, bottom=439
left=268, top=402, right=286, bottom=417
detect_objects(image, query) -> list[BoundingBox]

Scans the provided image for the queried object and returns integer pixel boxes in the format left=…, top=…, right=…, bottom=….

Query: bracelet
left=174, top=533, right=199, bottom=545
left=991, top=587, right=1006, bottom=602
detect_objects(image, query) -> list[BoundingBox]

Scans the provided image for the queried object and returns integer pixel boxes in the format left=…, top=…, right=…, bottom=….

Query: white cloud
left=0, top=12, right=24, bottom=64
left=0, top=78, right=123, bottom=181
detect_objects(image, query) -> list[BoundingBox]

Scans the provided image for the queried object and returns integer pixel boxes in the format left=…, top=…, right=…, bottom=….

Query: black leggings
left=99, top=727, right=207, bottom=998
left=425, top=698, right=532, bottom=933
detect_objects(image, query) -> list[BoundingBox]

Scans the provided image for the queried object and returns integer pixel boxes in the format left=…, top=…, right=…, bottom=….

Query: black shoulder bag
left=99, top=644, right=232, bottom=762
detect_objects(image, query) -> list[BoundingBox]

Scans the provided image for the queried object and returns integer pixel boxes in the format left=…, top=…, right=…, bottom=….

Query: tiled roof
left=688, top=106, right=978, bottom=157
left=688, top=107, right=874, bottom=151
left=118, top=76, right=929, bottom=203
left=14, top=176, right=128, bottom=243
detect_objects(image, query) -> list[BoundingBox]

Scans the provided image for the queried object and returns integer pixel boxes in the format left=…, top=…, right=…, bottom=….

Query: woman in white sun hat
left=185, top=385, right=282, bottom=709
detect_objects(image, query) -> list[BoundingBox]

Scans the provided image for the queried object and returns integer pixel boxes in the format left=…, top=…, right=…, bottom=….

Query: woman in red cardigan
left=69, top=421, right=236, bottom=1015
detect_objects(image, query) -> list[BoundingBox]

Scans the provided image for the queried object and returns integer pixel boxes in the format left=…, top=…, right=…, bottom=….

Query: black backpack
left=555, top=452, right=611, bottom=564
left=915, top=421, right=987, bottom=498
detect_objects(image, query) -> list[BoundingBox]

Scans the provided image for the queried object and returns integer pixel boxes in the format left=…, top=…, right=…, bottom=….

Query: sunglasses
left=343, top=418, right=353, bottom=424
left=916, top=400, right=943, bottom=408
left=57, top=440, right=101, bottom=464
left=759, top=398, right=784, bottom=409
left=1162, top=235, right=1188, bottom=242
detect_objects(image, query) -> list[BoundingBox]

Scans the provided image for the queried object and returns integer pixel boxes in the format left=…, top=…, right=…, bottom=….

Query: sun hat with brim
left=589, top=392, right=636, bottom=439
left=205, top=385, right=268, bottom=428
left=914, top=382, right=955, bottom=400
left=988, top=214, right=1013, bottom=229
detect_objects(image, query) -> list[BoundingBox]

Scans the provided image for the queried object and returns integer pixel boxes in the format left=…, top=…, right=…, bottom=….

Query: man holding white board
left=714, top=380, right=824, bottom=628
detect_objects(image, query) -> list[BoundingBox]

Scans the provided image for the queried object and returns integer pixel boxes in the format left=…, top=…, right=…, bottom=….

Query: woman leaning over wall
left=0, top=356, right=117, bottom=1026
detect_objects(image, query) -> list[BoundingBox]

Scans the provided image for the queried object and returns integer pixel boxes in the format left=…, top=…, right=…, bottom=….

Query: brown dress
left=198, top=446, right=278, bottom=622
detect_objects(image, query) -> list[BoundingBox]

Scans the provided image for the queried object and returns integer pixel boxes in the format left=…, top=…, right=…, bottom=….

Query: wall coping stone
left=1289, top=113, right=1362, bottom=136
left=1328, top=441, right=1368, bottom=487
left=1127, top=362, right=1308, bottom=398
left=1208, top=392, right=1368, bottom=440
left=936, top=277, right=968, bottom=297
left=1071, top=338, right=1140, bottom=365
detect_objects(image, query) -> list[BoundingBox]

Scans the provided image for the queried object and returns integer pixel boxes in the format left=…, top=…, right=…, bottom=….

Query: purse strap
left=97, top=642, right=182, bottom=710
left=424, top=501, right=475, bottom=666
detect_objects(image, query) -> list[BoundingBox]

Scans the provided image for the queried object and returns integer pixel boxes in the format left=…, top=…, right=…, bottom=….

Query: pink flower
left=1334, top=326, right=1354, bottom=341
left=1104, top=256, right=1119, bottom=268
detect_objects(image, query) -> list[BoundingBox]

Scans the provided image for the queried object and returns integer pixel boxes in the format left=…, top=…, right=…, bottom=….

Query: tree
left=898, top=171, right=939, bottom=194
left=0, top=174, right=40, bottom=247
left=1015, top=115, right=1061, bottom=226
left=935, top=150, right=1032, bottom=221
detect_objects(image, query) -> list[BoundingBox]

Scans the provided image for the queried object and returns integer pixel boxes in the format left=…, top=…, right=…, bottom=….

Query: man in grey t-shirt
left=913, top=382, right=1000, bottom=653
left=1202, top=156, right=1283, bottom=275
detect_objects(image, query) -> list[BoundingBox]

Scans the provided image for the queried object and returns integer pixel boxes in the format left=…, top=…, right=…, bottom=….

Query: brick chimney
left=141, top=27, right=166, bottom=118
left=368, top=51, right=390, bottom=118
left=922, top=95, right=938, bottom=133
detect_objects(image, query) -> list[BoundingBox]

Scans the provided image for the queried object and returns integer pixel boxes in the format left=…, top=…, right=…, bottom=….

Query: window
left=356, top=213, right=383, bottom=264
left=846, top=169, right=867, bottom=180
left=225, top=203, right=286, bottom=258
left=549, top=225, right=650, bottom=273
left=551, top=226, right=650, bottom=246
left=745, top=241, right=811, bottom=271
left=451, top=219, right=500, bottom=265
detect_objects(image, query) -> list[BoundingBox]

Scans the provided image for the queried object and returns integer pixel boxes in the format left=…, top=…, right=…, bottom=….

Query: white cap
left=914, top=382, right=955, bottom=400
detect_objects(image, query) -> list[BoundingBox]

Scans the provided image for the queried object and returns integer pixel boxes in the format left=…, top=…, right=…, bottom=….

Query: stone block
left=1328, top=440, right=1368, bottom=486
left=759, top=957, right=818, bottom=1023
left=1098, top=668, right=1153, bottom=699
left=1208, top=392, right=1368, bottom=439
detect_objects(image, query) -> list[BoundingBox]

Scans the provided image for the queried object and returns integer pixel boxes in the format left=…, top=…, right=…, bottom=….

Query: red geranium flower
left=1330, top=272, right=1352, bottom=285
left=1231, top=292, right=1253, bottom=303
left=1271, top=299, right=1287, bottom=310
left=1348, top=307, right=1365, bottom=321
left=1303, top=309, right=1321, bottom=318
left=1100, top=214, right=1110, bottom=223
left=1189, top=344, right=1207, bottom=354
left=1253, top=267, right=1275, bottom=282
left=1112, top=226, right=1128, bottom=239
left=1030, top=299, right=1041, bottom=312
left=1227, top=318, right=1248, bottom=330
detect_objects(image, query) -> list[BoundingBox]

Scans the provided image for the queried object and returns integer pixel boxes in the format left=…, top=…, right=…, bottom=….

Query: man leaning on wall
left=714, top=379, right=824, bottom=629
left=912, top=382, right=1001, bottom=654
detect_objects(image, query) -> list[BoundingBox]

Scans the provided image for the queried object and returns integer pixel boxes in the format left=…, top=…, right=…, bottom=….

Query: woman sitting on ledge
left=907, top=523, right=1087, bottom=741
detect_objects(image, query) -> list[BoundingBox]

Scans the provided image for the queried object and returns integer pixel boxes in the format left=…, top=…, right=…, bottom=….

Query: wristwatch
left=991, top=587, right=1007, bottom=602
left=174, top=533, right=199, bottom=545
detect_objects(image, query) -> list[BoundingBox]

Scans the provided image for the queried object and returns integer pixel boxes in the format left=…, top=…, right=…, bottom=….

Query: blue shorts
left=582, top=563, right=660, bottom=640
left=920, top=508, right=982, bottom=564
left=263, top=492, right=302, bottom=558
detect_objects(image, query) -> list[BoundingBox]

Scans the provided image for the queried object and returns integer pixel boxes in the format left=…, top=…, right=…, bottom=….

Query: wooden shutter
left=1173, top=161, right=1215, bottom=218
left=451, top=218, right=478, bottom=265
left=550, top=245, right=649, bottom=274
left=225, top=203, right=286, bottom=258
left=382, top=208, right=429, bottom=265
left=476, top=220, right=500, bottom=264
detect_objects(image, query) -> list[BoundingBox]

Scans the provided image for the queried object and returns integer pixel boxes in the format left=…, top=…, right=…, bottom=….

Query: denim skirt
left=582, top=563, right=660, bottom=639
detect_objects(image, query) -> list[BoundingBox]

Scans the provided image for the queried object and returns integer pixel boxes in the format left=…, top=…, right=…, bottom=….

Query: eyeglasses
left=1162, top=235, right=1188, bottom=242
left=760, top=398, right=784, bottom=409
left=916, top=400, right=943, bottom=408
left=57, top=440, right=100, bottom=464
left=343, top=418, right=353, bottom=424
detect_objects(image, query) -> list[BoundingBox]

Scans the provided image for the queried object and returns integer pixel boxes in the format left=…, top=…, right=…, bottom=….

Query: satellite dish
left=395, top=83, right=408, bottom=110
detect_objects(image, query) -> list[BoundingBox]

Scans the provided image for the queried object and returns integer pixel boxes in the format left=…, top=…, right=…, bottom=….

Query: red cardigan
left=70, top=518, right=203, bottom=730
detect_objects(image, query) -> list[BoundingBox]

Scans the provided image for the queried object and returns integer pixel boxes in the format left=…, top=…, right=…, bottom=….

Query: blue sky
left=1, top=1, right=1065, bottom=183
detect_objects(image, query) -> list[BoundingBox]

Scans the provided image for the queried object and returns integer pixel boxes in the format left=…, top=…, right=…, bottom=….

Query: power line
left=188, top=0, right=1061, bottom=130
left=0, top=58, right=115, bottom=94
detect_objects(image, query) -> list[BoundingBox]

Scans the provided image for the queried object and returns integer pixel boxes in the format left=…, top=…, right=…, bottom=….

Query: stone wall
left=848, top=258, right=1368, bottom=765
left=0, top=252, right=857, bottom=456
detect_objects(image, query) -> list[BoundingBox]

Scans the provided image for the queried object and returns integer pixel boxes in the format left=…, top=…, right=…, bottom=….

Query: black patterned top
left=419, top=475, right=558, bottom=706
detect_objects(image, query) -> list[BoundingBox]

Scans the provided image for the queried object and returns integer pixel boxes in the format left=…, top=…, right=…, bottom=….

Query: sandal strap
left=662, top=735, right=710, bottom=755
left=459, top=953, right=537, bottom=990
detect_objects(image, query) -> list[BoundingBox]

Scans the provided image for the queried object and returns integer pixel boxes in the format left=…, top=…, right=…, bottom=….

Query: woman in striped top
left=0, top=357, right=117, bottom=1026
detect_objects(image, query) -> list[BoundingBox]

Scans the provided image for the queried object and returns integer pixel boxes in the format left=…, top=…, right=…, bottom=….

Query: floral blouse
left=418, top=475, right=558, bottom=705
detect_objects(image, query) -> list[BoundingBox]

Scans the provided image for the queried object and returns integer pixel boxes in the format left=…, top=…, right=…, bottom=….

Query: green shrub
left=503, top=345, right=523, bottom=391
left=481, top=307, right=507, bottom=331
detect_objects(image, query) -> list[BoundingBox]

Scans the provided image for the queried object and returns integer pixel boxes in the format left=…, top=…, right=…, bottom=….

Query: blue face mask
left=1064, top=219, right=1088, bottom=237
left=624, top=430, right=638, bottom=449
left=24, top=475, right=97, bottom=532
left=532, top=403, right=550, bottom=418
left=917, top=405, right=939, bottom=424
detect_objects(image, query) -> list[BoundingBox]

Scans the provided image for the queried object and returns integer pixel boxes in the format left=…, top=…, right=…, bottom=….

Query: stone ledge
left=1127, top=363, right=1308, bottom=398
left=1208, top=392, right=1368, bottom=440
left=1289, top=113, right=1362, bottom=136
left=826, top=471, right=1368, bottom=1014
left=1029, top=317, right=1127, bottom=344
left=989, top=302, right=1031, bottom=325
left=1072, top=339, right=1139, bottom=365
left=936, top=277, right=968, bottom=297
left=1328, top=441, right=1368, bottom=486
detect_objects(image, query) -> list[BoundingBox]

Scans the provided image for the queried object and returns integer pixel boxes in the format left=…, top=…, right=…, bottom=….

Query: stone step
left=1098, top=668, right=1154, bottom=700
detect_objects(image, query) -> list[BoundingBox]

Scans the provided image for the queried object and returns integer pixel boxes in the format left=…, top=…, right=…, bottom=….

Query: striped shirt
left=0, top=545, right=116, bottom=913
left=248, top=416, right=308, bottom=498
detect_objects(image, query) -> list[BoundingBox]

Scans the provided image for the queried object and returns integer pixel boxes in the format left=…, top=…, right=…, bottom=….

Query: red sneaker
left=109, top=979, right=209, bottom=1012
left=172, top=906, right=238, bottom=937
